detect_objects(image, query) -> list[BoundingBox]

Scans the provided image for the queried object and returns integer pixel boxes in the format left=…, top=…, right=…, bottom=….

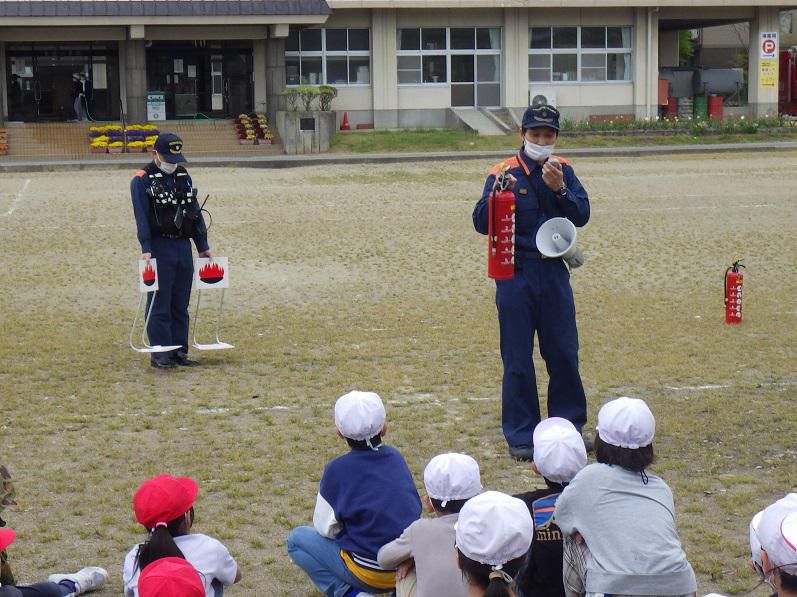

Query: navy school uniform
left=130, top=164, right=209, bottom=358
left=472, top=150, right=590, bottom=447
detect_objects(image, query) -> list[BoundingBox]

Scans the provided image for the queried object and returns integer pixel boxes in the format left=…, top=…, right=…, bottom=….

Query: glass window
left=349, top=29, right=370, bottom=51
left=477, top=55, right=500, bottom=82
left=423, top=55, right=446, bottom=83
left=477, top=28, right=501, bottom=50
left=326, top=56, right=348, bottom=84
left=397, top=55, right=421, bottom=84
left=530, top=27, right=551, bottom=49
left=607, top=26, right=631, bottom=48
left=300, top=29, right=322, bottom=52
left=349, top=57, right=370, bottom=84
left=285, top=27, right=371, bottom=86
left=581, top=53, right=606, bottom=81
left=300, top=57, right=322, bottom=85
left=552, top=54, right=577, bottom=81
left=422, top=28, right=446, bottom=50
left=607, top=53, right=631, bottom=80
left=581, top=27, right=606, bottom=49
left=451, top=55, right=474, bottom=82
left=286, top=29, right=299, bottom=52
left=552, top=27, right=577, bottom=49
left=326, top=29, right=348, bottom=51
left=451, top=28, right=475, bottom=50
left=529, top=25, right=632, bottom=83
left=399, top=28, right=420, bottom=51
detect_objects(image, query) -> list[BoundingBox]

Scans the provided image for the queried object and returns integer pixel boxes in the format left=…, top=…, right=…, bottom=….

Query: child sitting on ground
left=554, top=397, right=697, bottom=597
left=287, top=390, right=422, bottom=597
left=123, top=474, right=241, bottom=597
left=137, top=557, right=205, bottom=597
left=455, top=490, right=534, bottom=597
left=377, top=452, right=482, bottom=597
left=0, top=527, right=107, bottom=597
left=513, top=417, right=587, bottom=597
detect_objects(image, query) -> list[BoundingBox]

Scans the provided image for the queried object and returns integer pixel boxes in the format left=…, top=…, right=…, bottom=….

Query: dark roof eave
left=0, top=1, right=331, bottom=18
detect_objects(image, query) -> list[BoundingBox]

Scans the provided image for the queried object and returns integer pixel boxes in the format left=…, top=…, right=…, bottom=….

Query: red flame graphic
left=199, top=262, right=225, bottom=284
left=142, top=263, right=156, bottom=286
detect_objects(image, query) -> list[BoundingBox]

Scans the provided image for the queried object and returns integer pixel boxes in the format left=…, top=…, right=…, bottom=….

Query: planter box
left=127, top=146, right=146, bottom=153
left=276, top=110, right=336, bottom=155
left=258, top=139, right=273, bottom=145
left=108, top=146, right=124, bottom=153
left=239, top=139, right=256, bottom=145
left=90, top=147, right=108, bottom=154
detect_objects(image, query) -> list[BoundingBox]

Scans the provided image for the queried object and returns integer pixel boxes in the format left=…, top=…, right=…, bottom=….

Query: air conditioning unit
left=529, top=89, right=557, bottom=108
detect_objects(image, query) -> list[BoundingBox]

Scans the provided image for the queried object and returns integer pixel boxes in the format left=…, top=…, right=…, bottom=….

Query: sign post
left=759, top=32, right=779, bottom=89
left=146, top=91, right=166, bottom=121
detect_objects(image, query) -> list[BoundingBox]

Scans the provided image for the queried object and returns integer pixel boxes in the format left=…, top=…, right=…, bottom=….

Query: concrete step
left=450, top=107, right=507, bottom=136
left=487, top=108, right=520, bottom=131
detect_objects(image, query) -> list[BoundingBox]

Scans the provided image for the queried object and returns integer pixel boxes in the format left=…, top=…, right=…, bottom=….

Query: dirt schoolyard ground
left=1, top=152, right=795, bottom=595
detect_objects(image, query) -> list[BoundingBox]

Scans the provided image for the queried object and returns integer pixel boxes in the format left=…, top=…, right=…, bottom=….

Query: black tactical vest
left=142, top=162, right=197, bottom=238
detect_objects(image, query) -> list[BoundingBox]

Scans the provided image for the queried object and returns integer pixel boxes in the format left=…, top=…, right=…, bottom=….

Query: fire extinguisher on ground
left=724, top=258, right=745, bottom=324
left=487, top=166, right=516, bottom=280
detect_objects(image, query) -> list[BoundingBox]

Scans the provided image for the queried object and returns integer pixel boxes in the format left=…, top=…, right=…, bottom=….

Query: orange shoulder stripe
left=134, top=169, right=146, bottom=177
left=551, top=154, right=572, bottom=167
left=488, top=155, right=521, bottom=176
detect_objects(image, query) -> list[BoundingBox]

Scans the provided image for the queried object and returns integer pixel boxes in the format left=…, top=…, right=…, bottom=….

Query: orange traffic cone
left=340, top=112, right=350, bottom=131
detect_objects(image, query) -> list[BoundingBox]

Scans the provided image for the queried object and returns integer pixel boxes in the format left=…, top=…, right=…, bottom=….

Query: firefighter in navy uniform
left=131, top=133, right=211, bottom=369
left=472, top=105, right=590, bottom=461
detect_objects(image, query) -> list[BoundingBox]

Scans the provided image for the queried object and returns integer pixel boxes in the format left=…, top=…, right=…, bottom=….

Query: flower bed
left=0, top=129, right=7, bottom=155
left=235, top=112, right=275, bottom=146
left=87, top=124, right=160, bottom=153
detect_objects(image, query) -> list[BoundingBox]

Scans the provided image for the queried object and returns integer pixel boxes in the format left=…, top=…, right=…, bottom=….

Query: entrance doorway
left=146, top=42, right=253, bottom=119
left=5, top=42, right=120, bottom=121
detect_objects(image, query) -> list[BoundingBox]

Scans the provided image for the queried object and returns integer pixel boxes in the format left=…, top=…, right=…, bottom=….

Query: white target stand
left=129, top=259, right=183, bottom=354
left=191, top=257, right=234, bottom=351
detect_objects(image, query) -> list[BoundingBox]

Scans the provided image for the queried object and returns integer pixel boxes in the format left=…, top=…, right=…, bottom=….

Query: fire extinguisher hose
left=723, top=258, right=745, bottom=304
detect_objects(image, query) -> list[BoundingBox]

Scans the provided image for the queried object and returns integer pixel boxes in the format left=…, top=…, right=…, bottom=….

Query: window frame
left=285, top=27, right=371, bottom=87
left=396, top=26, right=502, bottom=88
left=528, top=25, right=632, bottom=84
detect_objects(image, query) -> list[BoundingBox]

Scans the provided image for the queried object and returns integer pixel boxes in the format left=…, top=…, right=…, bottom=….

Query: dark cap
left=521, top=104, right=560, bottom=132
left=154, top=133, right=187, bottom=163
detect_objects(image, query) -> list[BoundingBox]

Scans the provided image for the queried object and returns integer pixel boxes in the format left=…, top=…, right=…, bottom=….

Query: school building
left=0, top=0, right=794, bottom=130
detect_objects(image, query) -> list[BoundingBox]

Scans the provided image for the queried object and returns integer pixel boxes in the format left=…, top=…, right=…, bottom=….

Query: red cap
left=133, top=475, right=199, bottom=529
left=138, top=557, right=204, bottom=597
left=0, top=528, right=16, bottom=551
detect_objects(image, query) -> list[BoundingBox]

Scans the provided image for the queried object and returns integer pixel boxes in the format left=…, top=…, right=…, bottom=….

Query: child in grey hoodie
left=554, top=397, right=697, bottom=597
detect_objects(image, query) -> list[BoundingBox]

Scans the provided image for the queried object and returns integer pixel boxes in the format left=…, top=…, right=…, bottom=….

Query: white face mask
left=158, top=160, right=178, bottom=175
left=524, top=140, right=555, bottom=162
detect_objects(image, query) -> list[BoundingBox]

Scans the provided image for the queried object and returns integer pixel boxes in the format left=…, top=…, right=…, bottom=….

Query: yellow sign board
left=760, top=59, right=778, bottom=88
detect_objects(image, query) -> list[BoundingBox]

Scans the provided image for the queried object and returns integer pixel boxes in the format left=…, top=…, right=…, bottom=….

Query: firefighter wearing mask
left=131, top=133, right=211, bottom=369
left=472, top=104, right=590, bottom=462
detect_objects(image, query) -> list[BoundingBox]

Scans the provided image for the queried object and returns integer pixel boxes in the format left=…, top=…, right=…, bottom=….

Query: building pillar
left=253, top=38, right=268, bottom=114
left=265, top=37, right=285, bottom=128
left=503, top=7, right=529, bottom=110
left=123, top=39, right=147, bottom=123
left=371, top=8, right=398, bottom=128
left=632, top=8, right=660, bottom=119
left=748, top=7, right=780, bottom=117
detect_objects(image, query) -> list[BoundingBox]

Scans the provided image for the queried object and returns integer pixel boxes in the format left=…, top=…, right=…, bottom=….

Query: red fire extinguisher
left=487, top=167, right=515, bottom=280
left=724, top=258, right=745, bottom=324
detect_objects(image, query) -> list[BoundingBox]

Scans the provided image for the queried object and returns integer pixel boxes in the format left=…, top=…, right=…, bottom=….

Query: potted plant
left=127, top=140, right=146, bottom=153
left=90, top=135, right=109, bottom=154
left=108, top=140, right=124, bottom=154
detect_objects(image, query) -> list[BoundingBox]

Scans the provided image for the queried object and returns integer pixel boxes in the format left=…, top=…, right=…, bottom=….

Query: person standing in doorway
left=472, top=104, right=591, bottom=462
left=130, top=134, right=211, bottom=369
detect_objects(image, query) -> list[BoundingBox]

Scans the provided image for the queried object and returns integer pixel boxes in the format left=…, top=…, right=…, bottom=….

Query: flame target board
left=138, top=259, right=159, bottom=292
left=195, top=257, right=229, bottom=289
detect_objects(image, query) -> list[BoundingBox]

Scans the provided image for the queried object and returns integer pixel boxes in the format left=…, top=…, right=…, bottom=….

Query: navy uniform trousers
left=146, top=235, right=194, bottom=356
left=496, top=255, right=586, bottom=447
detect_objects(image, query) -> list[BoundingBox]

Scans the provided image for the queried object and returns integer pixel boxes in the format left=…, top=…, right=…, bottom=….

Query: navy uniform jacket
left=130, top=166, right=209, bottom=254
left=472, top=151, right=590, bottom=251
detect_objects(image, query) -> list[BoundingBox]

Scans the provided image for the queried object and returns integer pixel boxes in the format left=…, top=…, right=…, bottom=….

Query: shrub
left=318, top=85, right=338, bottom=111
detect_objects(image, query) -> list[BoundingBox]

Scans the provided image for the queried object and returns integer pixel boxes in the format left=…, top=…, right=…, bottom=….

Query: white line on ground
left=595, top=203, right=775, bottom=214
left=0, top=179, right=30, bottom=217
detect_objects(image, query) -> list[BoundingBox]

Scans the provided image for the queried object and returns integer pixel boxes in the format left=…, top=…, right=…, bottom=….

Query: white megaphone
left=535, top=217, right=584, bottom=268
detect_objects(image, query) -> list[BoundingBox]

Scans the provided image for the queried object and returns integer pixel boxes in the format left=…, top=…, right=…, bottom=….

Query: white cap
left=749, top=510, right=764, bottom=578
left=596, top=397, right=655, bottom=449
left=532, top=417, right=587, bottom=484
left=455, top=491, right=533, bottom=567
left=423, top=453, right=482, bottom=506
left=334, top=391, right=386, bottom=441
left=758, top=493, right=797, bottom=575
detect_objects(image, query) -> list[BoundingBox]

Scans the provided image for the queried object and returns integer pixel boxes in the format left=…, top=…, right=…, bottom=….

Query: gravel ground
left=1, top=152, right=795, bottom=596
